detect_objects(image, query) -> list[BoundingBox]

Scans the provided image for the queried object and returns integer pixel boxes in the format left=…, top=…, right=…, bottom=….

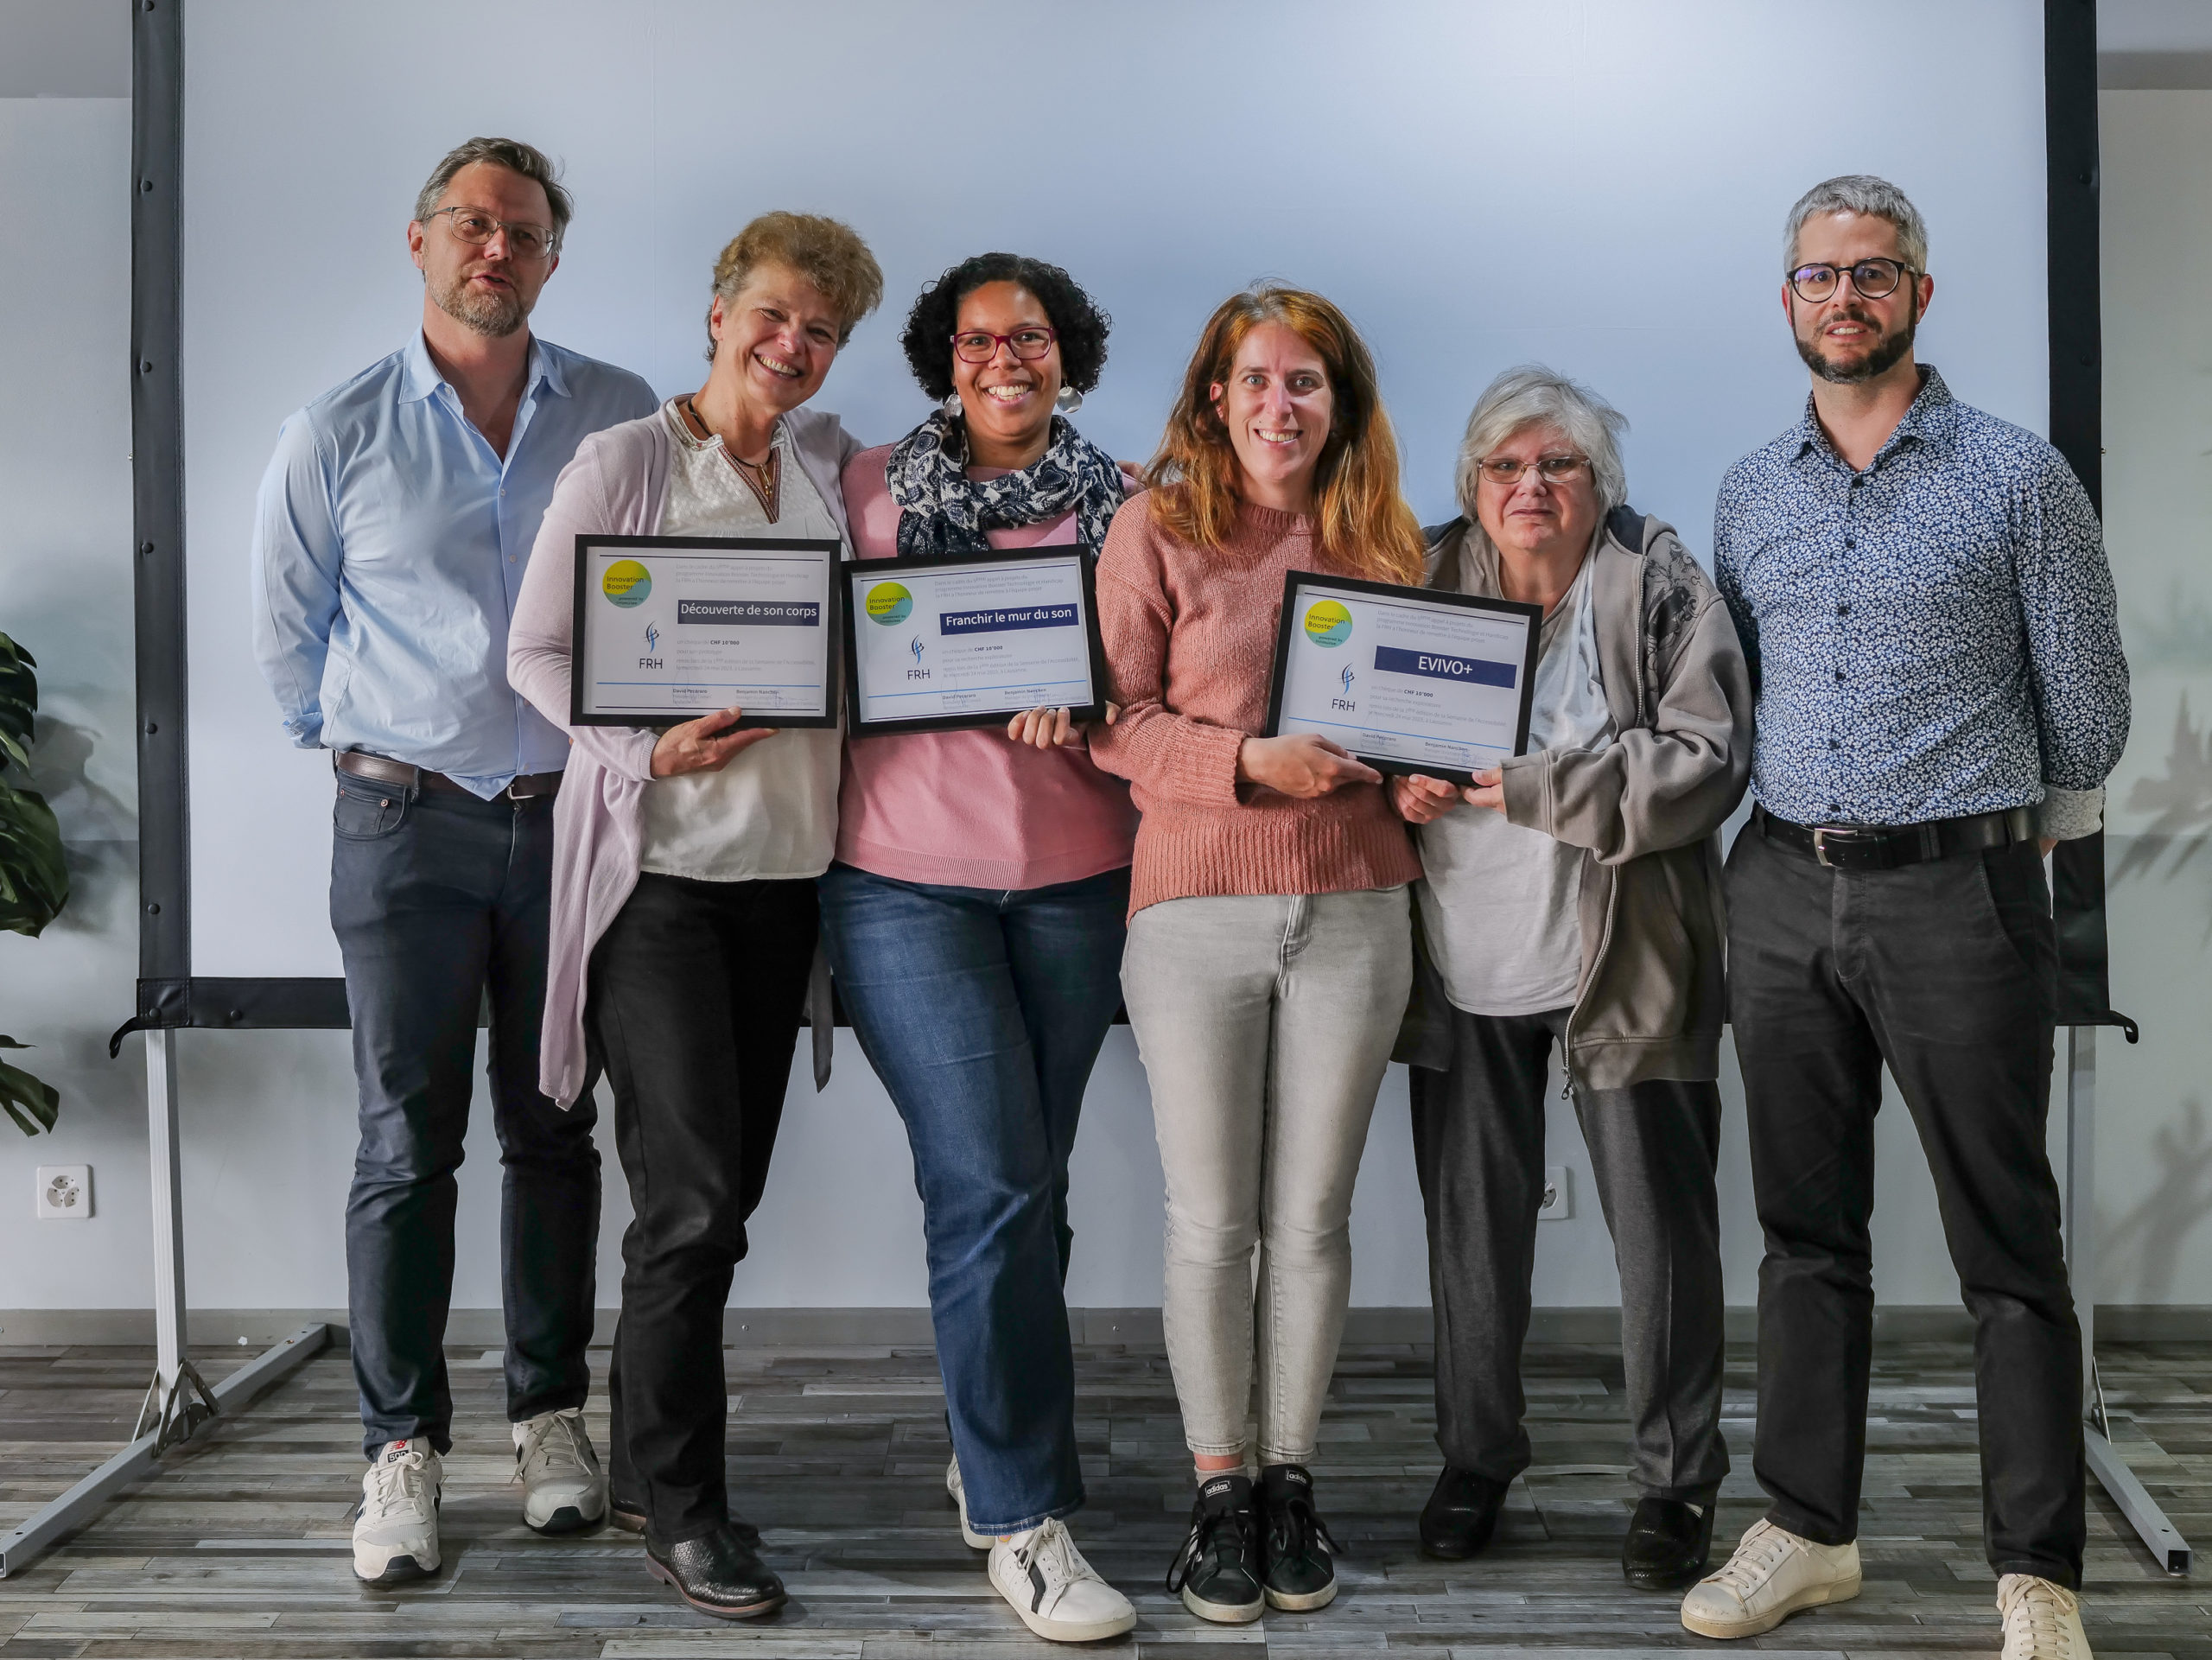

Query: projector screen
left=175, top=0, right=2051, bottom=978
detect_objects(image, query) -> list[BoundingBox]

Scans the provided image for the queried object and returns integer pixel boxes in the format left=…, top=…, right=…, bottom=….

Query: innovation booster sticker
left=865, top=581, right=913, bottom=625
left=601, top=558, right=652, bottom=607
left=1303, top=599, right=1351, bottom=646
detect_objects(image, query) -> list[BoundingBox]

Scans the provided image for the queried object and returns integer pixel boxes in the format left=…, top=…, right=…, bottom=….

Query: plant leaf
left=0, top=633, right=36, bottom=766
left=0, top=781, right=68, bottom=935
left=0, top=1050, right=59, bottom=1135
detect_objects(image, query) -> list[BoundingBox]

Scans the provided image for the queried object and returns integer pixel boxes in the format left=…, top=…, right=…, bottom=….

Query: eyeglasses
left=951, top=327, right=1057, bottom=364
left=1788, top=258, right=1912, bottom=303
left=423, top=206, right=558, bottom=261
left=1478, top=455, right=1589, bottom=487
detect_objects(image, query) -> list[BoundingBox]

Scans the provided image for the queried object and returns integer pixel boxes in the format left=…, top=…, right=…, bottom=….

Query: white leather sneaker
left=1679, top=1517, right=1861, bottom=1638
left=988, top=1517, right=1138, bottom=1643
left=1999, top=1574, right=2093, bottom=1659
left=513, top=1408, right=607, bottom=1535
left=946, top=1455, right=989, bottom=1549
left=353, top=1439, right=442, bottom=1584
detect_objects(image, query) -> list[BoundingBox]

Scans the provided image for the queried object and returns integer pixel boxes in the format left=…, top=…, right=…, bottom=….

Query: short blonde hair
left=707, top=212, right=883, bottom=355
left=1453, top=365, right=1629, bottom=522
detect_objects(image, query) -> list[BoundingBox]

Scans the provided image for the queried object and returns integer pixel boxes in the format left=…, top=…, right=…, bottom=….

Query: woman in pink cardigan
left=821, top=254, right=1138, bottom=1645
left=507, top=213, right=879, bottom=1622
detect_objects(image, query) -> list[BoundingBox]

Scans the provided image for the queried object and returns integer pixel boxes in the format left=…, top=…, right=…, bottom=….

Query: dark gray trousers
left=1409, top=1003, right=1730, bottom=1499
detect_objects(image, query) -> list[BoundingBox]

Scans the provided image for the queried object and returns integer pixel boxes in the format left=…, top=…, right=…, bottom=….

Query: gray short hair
left=1783, top=174, right=1928, bottom=273
left=1453, top=365, right=1629, bottom=522
left=414, top=137, right=573, bottom=248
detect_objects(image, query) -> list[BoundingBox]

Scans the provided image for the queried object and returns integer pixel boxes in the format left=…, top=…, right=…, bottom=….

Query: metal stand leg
left=2064, top=1025, right=2191, bottom=1574
left=0, top=1030, right=331, bottom=1577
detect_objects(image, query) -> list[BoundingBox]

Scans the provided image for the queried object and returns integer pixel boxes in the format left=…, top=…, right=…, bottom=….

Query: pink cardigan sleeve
left=509, top=436, right=659, bottom=781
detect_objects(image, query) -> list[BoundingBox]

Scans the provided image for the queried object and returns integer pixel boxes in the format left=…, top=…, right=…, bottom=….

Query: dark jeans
left=817, top=862, right=1129, bottom=1534
left=589, top=871, right=817, bottom=1543
left=1409, top=1003, right=1729, bottom=1499
left=330, top=774, right=598, bottom=1460
left=1727, top=822, right=2082, bottom=1586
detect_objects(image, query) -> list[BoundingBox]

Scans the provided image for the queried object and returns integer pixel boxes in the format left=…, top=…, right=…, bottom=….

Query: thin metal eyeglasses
left=1478, top=455, right=1590, bottom=487
left=951, top=327, right=1058, bottom=364
left=1788, top=258, right=1914, bottom=302
left=423, top=206, right=559, bottom=261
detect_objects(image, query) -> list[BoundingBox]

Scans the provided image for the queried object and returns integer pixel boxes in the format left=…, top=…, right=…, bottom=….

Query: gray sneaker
left=353, top=1439, right=441, bottom=1584
left=513, top=1408, right=607, bottom=1535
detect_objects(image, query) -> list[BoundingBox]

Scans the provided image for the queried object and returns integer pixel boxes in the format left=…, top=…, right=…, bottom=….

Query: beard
left=428, top=266, right=527, bottom=338
left=1795, top=296, right=1917, bottom=384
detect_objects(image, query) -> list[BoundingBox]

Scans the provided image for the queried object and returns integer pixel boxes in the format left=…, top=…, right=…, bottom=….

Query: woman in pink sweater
left=1090, top=288, right=1426, bottom=1625
left=821, top=254, right=1138, bottom=1645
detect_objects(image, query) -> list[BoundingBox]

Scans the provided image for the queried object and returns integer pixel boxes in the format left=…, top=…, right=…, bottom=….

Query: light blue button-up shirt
left=250, top=333, right=658, bottom=796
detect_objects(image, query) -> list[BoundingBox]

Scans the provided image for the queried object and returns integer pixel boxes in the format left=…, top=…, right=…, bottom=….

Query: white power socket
left=35, top=1165, right=92, bottom=1219
left=1538, top=1164, right=1572, bottom=1221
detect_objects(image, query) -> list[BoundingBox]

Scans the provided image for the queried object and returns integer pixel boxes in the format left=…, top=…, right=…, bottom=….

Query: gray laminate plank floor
left=1, top=1335, right=2204, bottom=1657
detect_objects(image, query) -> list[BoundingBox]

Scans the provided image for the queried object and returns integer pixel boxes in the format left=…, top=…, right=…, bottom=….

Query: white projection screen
left=172, top=0, right=2056, bottom=983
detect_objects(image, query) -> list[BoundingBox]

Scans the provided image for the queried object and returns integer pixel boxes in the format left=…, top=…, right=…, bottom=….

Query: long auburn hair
left=1145, top=286, right=1425, bottom=584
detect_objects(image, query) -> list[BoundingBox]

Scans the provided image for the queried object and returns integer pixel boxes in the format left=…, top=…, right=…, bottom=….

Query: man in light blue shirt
left=250, top=136, right=655, bottom=1587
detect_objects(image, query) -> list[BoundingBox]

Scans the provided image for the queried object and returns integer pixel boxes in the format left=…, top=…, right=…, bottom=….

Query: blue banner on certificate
left=569, top=535, right=841, bottom=728
left=1262, top=570, right=1541, bottom=785
left=843, top=546, right=1109, bottom=735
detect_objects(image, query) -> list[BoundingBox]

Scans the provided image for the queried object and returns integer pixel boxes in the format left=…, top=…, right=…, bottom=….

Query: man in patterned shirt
left=1679, top=176, right=2127, bottom=1660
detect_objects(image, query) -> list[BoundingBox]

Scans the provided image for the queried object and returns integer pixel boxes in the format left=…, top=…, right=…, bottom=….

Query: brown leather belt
left=335, top=750, right=562, bottom=801
left=1755, top=804, right=2036, bottom=871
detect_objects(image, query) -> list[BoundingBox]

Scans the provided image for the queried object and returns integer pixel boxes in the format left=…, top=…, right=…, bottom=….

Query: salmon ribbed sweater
left=1090, top=493, right=1421, bottom=916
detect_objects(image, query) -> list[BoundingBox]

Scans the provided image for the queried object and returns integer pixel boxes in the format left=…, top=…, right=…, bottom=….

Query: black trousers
left=587, top=871, right=818, bottom=1543
left=330, top=776, right=598, bottom=1459
left=1410, top=1003, right=1729, bottom=1499
left=1727, top=823, right=2083, bottom=1586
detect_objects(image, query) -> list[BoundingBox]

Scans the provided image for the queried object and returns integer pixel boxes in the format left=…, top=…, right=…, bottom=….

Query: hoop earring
left=942, top=393, right=963, bottom=417
left=1054, top=386, right=1084, bottom=414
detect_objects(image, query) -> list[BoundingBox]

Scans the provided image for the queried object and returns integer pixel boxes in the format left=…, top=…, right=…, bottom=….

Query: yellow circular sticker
left=1303, top=599, right=1352, bottom=646
left=866, top=581, right=913, bottom=626
left=601, top=559, right=652, bottom=607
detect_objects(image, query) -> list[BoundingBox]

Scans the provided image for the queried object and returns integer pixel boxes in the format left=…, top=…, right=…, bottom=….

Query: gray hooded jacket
left=1396, top=506, right=1754, bottom=1090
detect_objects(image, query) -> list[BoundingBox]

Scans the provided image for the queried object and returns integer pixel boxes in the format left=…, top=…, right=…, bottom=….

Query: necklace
left=681, top=397, right=781, bottom=522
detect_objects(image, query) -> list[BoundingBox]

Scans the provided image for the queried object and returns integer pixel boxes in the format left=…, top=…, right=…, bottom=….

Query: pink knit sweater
left=834, top=445, right=1137, bottom=889
left=1089, top=493, right=1421, bottom=916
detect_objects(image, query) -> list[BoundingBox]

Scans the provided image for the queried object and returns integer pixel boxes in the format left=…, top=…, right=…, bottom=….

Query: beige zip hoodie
left=1396, top=508, right=1753, bottom=1090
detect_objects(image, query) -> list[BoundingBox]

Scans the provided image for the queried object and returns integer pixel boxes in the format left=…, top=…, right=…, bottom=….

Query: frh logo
left=1332, top=665, right=1357, bottom=711
left=906, top=636, right=928, bottom=680
left=639, top=620, right=663, bottom=669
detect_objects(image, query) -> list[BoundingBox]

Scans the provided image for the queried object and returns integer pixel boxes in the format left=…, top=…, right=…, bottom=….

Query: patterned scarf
left=886, top=408, right=1125, bottom=557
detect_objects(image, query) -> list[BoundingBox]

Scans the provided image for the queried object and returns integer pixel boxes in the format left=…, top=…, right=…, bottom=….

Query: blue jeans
left=817, top=861, right=1130, bottom=1534
left=329, top=774, right=599, bottom=1459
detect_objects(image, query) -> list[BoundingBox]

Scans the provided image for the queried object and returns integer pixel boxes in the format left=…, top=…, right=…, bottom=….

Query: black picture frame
left=1261, top=569, right=1541, bottom=788
left=568, top=533, right=843, bottom=731
left=842, top=545, right=1109, bottom=737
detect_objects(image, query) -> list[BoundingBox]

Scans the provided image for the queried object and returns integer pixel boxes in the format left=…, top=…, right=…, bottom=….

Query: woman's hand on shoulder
left=650, top=706, right=778, bottom=778
left=1393, top=773, right=1461, bottom=824
left=1236, top=733, right=1381, bottom=798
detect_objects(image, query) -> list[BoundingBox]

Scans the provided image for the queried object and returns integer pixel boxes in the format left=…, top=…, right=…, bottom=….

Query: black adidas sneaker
left=1166, top=1472, right=1263, bottom=1623
left=1258, top=1461, right=1339, bottom=1611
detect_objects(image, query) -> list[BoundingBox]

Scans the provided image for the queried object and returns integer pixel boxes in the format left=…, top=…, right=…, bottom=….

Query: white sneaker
left=1999, top=1574, right=2093, bottom=1659
left=988, top=1517, right=1138, bottom=1643
left=513, top=1408, right=608, bottom=1535
left=946, top=1456, right=989, bottom=1550
left=353, top=1439, right=442, bottom=1584
left=1679, top=1517, right=1861, bottom=1638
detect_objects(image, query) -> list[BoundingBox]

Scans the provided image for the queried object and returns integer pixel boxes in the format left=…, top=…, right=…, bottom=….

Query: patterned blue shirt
left=250, top=334, right=658, bottom=797
left=1713, top=366, right=2129, bottom=831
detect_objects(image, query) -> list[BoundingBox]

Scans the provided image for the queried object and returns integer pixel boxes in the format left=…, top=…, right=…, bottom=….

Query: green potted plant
left=0, top=631, right=70, bottom=1132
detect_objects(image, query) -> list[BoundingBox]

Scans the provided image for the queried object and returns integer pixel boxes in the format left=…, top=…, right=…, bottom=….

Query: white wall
left=3, top=8, right=2191, bottom=1327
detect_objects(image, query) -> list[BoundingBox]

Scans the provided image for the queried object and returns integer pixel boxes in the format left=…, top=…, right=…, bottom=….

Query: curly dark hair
left=899, top=252, right=1111, bottom=402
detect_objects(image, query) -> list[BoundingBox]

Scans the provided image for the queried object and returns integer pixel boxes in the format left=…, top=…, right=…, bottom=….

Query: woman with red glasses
left=821, top=253, right=1138, bottom=1644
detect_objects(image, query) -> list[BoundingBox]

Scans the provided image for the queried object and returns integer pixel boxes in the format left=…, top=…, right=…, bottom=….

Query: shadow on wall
left=2097, top=1095, right=2212, bottom=1303
left=29, top=711, right=133, bottom=937
left=2111, top=688, right=2212, bottom=910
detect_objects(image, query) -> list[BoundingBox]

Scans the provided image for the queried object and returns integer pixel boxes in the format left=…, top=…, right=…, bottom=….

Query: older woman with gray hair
left=1391, top=366, right=1753, bottom=1591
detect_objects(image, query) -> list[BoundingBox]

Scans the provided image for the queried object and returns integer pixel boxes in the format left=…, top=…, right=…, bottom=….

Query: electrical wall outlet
left=36, top=1165, right=92, bottom=1219
left=1537, top=1164, right=1572, bottom=1221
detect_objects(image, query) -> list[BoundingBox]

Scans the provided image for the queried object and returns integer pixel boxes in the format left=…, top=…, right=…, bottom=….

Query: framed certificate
left=570, top=535, right=841, bottom=728
left=842, top=546, right=1109, bottom=735
left=1262, top=570, right=1541, bottom=785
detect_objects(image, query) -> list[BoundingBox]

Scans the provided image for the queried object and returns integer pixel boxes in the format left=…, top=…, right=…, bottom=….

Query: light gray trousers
left=1122, top=887, right=1413, bottom=1464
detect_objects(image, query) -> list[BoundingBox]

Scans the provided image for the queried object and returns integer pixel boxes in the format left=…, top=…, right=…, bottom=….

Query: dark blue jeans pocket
left=334, top=776, right=413, bottom=841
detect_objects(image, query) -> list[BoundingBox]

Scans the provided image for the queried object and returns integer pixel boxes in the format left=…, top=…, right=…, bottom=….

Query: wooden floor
left=0, top=1333, right=2205, bottom=1657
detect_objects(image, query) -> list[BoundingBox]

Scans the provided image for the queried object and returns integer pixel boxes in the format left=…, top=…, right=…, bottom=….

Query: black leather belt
left=1755, top=804, right=2037, bottom=871
left=335, top=750, right=562, bottom=801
